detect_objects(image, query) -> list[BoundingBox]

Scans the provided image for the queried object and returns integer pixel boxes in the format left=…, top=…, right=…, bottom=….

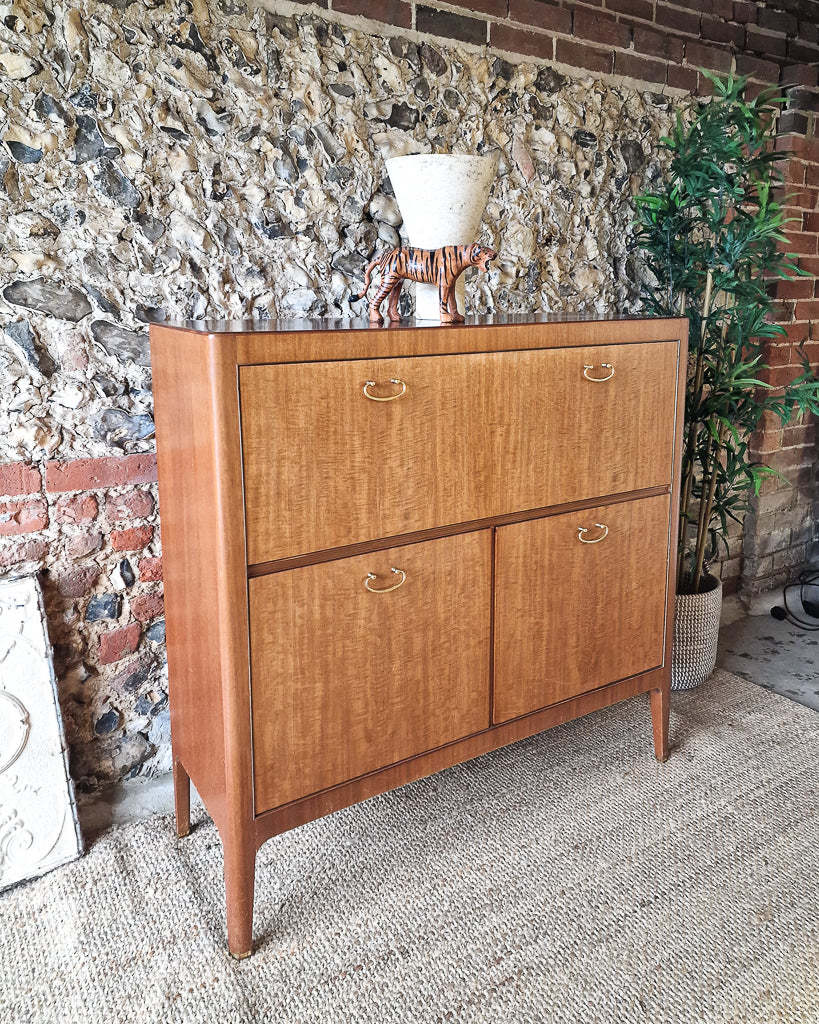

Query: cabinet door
left=240, top=342, right=678, bottom=563
left=493, top=495, right=670, bottom=724
left=250, top=531, right=491, bottom=812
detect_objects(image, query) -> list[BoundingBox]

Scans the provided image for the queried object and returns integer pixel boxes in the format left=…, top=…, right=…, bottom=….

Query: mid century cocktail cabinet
left=150, top=313, right=687, bottom=957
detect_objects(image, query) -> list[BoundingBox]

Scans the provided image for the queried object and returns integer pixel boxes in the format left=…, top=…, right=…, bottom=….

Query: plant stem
left=677, top=450, right=694, bottom=589
left=691, top=270, right=713, bottom=399
left=676, top=269, right=713, bottom=589
left=692, top=421, right=727, bottom=592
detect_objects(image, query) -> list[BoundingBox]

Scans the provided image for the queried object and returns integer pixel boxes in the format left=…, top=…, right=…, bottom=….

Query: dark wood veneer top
left=162, top=312, right=684, bottom=335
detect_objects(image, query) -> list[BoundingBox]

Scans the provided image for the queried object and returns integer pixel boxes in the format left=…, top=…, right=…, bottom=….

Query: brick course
left=614, top=51, right=667, bottom=85
left=0, top=463, right=41, bottom=497
left=290, top=0, right=819, bottom=106
left=605, top=0, right=653, bottom=22
left=507, top=0, right=571, bottom=34
left=332, top=0, right=411, bottom=28
left=416, top=6, right=486, bottom=44
left=138, top=556, right=163, bottom=582
left=555, top=38, right=613, bottom=75
left=0, top=499, right=48, bottom=536
left=573, top=10, right=631, bottom=50
left=45, top=454, right=158, bottom=493
left=654, top=4, right=701, bottom=36
left=633, top=25, right=683, bottom=62
left=490, top=23, right=553, bottom=59
left=99, top=623, right=141, bottom=666
left=700, top=15, right=745, bottom=47
left=111, top=526, right=154, bottom=552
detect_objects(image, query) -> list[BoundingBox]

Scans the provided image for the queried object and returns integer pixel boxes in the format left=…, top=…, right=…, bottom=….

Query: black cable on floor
left=770, top=569, right=819, bottom=630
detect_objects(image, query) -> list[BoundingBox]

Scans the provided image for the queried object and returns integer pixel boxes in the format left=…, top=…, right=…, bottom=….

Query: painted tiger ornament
left=351, top=243, right=497, bottom=324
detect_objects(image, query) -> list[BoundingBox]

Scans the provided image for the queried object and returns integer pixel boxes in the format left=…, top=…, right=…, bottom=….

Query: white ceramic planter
left=385, top=153, right=497, bottom=321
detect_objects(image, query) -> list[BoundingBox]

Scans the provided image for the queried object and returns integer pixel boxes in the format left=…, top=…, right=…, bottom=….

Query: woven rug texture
left=2, top=669, right=818, bottom=1024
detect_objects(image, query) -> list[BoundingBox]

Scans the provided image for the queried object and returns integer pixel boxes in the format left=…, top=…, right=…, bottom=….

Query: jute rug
left=2, top=669, right=818, bottom=1024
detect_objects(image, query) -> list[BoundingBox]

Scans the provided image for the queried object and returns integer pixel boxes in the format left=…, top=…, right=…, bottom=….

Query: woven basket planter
left=671, top=574, right=723, bottom=691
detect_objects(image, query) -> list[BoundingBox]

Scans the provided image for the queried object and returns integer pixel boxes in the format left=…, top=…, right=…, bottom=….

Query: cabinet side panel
left=150, top=327, right=235, bottom=830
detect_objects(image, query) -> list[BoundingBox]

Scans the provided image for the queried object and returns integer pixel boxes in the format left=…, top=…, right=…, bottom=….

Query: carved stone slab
left=0, top=575, right=82, bottom=890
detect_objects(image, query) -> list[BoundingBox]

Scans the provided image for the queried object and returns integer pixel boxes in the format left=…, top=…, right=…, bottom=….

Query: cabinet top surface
left=159, top=312, right=686, bottom=336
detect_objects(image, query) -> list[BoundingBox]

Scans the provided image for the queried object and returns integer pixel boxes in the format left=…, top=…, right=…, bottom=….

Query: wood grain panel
left=246, top=485, right=670, bottom=578
left=241, top=342, right=678, bottom=563
left=151, top=314, right=686, bottom=957
left=250, top=531, right=491, bottom=813
left=493, top=494, right=671, bottom=723
left=223, top=314, right=685, bottom=364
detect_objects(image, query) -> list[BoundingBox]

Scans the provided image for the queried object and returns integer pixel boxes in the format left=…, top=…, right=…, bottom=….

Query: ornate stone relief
left=0, top=576, right=82, bottom=890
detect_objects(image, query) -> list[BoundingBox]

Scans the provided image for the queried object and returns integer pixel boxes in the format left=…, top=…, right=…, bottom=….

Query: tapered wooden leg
left=224, top=833, right=256, bottom=959
left=173, top=758, right=191, bottom=838
left=650, top=685, right=670, bottom=763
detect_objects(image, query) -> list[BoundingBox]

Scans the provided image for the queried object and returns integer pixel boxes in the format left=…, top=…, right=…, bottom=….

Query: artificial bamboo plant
left=634, top=72, right=819, bottom=595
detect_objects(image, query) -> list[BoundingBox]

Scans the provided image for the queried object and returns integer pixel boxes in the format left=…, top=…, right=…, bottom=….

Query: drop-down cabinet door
left=239, top=343, right=678, bottom=564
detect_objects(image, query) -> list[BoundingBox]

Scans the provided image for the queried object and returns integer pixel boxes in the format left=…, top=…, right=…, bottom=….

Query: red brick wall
left=742, top=67, right=819, bottom=596
left=0, top=456, right=165, bottom=787
left=311, top=0, right=819, bottom=97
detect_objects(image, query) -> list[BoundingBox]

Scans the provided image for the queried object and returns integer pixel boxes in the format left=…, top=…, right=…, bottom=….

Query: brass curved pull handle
left=577, top=523, right=609, bottom=544
left=583, top=363, right=614, bottom=382
left=363, top=378, right=407, bottom=401
left=364, top=567, right=406, bottom=593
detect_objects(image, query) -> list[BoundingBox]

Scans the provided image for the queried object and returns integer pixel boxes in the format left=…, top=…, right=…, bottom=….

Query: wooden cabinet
left=150, top=314, right=687, bottom=957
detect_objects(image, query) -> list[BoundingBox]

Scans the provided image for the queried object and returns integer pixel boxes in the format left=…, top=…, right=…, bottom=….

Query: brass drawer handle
left=583, top=363, right=614, bottom=382
left=364, top=567, right=406, bottom=593
left=363, top=378, right=407, bottom=401
left=577, top=523, right=609, bottom=543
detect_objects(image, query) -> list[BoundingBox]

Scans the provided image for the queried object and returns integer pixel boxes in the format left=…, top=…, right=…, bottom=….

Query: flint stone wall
left=0, top=0, right=680, bottom=790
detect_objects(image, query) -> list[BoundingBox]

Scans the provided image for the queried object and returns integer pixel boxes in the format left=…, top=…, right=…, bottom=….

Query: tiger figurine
left=351, top=243, right=497, bottom=324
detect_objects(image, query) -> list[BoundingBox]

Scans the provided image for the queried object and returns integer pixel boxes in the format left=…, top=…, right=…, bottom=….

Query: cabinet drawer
left=493, top=494, right=670, bottom=723
left=240, top=342, right=679, bottom=564
left=249, top=531, right=491, bottom=812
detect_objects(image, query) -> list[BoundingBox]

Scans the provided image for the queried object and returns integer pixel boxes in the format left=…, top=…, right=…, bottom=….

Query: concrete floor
left=79, top=769, right=203, bottom=839
left=718, top=596, right=819, bottom=712
left=79, top=598, right=819, bottom=836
